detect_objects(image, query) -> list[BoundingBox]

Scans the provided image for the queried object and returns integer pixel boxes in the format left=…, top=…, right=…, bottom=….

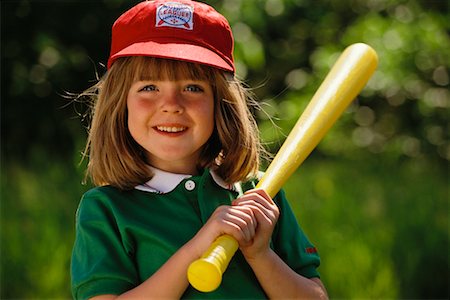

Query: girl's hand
left=232, top=189, right=280, bottom=261
left=189, top=204, right=258, bottom=258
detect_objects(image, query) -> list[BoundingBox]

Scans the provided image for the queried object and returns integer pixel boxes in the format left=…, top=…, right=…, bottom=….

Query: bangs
left=124, top=56, right=218, bottom=83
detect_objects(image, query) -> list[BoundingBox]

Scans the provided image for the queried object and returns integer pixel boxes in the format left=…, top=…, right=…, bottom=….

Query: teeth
left=157, top=126, right=186, bottom=133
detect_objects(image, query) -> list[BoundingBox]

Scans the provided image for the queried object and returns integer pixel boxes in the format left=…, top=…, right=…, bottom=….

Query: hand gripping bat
left=187, top=43, right=379, bottom=292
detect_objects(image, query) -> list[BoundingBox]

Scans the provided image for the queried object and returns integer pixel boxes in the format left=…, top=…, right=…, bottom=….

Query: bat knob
left=187, top=258, right=222, bottom=292
left=187, top=234, right=239, bottom=292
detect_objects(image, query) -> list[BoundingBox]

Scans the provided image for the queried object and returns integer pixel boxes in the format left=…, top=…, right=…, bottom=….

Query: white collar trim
left=134, top=166, right=241, bottom=194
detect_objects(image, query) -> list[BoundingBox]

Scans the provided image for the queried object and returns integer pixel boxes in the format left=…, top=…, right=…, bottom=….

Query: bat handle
left=187, top=234, right=239, bottom=292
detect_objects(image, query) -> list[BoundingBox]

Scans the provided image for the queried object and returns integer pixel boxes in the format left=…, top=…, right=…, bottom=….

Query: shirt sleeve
left=71, top=188, right=138, bottom=299
left=272, top=189, right=321, bottom=279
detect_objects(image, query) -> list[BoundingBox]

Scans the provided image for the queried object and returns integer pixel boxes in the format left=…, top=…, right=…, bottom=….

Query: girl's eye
left=140, top=85, right=157, bottom=92
left=185, top=85, right=204, bottom=93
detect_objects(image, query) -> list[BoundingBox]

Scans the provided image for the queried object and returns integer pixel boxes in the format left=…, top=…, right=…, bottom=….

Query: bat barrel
left=257, top=43, right=378, bottom=196
left=187, top=43, right=378, bottom=292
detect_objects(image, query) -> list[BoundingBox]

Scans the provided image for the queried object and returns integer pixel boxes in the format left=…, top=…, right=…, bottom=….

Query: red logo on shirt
left=305, top=247, right=317, bottom=254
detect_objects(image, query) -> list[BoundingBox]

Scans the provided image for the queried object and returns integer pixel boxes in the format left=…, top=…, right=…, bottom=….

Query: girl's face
left=127, top=79, right=215, bottom=175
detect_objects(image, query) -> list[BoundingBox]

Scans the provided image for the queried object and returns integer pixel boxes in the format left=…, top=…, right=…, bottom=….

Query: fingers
left=231, top=189, right=279, bottom=260
left=201, top=189, right=279, bottom=251
left=222, top=207, right=256, bottom=243
left=233, top=189, right=275, bottom=211
left=233, top=189, right=280, bottom=227
left=208, top=205, right=257, bottom=246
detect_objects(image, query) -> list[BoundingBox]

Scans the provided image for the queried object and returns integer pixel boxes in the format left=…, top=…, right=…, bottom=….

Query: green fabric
left=71, top=169, right=320, bottom=299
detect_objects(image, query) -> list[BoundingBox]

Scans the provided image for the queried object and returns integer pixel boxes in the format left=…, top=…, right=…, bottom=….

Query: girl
left=71, top=1, right=328, bottom=299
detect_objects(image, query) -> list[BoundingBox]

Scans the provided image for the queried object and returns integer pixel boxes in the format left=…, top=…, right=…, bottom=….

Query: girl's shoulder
left=78, top=185, right=142, bottom=211
left=83, top=185, right=127, bottom=197
left=81, top=185, right=132, bottom=203
left=80, top=185, right=165, bottom=207
left=76, top=186, right=148, bottom=221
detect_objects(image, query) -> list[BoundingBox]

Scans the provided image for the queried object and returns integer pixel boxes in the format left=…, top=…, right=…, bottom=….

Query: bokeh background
left=1, top=0, right=448, bottom=298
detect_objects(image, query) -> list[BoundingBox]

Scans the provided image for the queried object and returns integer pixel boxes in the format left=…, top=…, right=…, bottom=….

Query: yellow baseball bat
left=187, top=43, right=378, bottom=292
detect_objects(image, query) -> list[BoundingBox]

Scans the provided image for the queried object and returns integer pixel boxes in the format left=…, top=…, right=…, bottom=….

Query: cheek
left=126, top=98, right=147, bottom=138
left=127, top=97, right=153, bottom=123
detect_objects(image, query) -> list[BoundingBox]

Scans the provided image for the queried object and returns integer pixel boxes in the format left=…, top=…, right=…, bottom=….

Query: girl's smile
left=153, top=123, right=188, bottom=138
left=155, top=125, right=187, bottom=134
left=127, top=79, right=215, bottom=175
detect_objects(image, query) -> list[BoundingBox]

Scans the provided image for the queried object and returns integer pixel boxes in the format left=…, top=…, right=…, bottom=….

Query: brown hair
left=82, top=57, right=262, bottom=190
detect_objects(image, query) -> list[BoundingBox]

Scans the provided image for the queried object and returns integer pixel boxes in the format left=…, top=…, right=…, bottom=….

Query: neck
left=148, top=162, right=200, bottom=176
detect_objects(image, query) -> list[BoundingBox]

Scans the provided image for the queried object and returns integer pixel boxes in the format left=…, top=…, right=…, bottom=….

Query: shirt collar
left=135, top=166, right=242, bottom=194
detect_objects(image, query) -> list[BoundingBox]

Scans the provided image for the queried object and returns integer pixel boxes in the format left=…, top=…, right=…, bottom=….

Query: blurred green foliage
left=1, top=0, right=448, bottom=298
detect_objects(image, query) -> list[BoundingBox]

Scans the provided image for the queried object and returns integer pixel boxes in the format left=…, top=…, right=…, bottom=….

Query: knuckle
left=212, top=205, right=227, bottom=216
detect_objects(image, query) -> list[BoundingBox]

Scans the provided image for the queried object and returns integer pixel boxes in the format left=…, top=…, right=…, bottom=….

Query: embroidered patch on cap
left=156, top=2, right=194, bottom=30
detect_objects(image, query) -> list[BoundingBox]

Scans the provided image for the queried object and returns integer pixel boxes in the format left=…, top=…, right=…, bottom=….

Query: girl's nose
left=161, top=90, right=184, bottom=114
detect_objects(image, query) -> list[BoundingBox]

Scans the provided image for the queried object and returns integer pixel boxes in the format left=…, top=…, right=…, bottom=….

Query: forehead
left=129, top=57, right=216, bottom=82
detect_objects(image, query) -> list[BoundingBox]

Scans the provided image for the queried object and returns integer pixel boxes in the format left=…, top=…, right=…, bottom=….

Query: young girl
left=71, top=1, right=327, bottom=299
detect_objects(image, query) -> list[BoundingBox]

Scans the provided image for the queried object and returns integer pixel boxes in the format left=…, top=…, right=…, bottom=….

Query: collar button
left=185, top=180, right=196, bottom=191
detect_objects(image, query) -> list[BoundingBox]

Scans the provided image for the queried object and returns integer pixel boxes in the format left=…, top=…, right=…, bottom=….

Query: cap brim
left=108, top=40, right=234, bottom=72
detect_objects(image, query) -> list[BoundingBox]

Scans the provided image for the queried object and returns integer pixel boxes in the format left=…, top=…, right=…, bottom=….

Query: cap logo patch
left=156, top=2, right=194, bottom=30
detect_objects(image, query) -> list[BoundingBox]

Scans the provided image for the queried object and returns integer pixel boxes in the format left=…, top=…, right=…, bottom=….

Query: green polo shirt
left=71, top=168, right=320, bottom=299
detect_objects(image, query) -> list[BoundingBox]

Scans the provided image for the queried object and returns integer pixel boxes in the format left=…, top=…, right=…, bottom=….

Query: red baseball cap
left=107, top=0, right=235, bottom=73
